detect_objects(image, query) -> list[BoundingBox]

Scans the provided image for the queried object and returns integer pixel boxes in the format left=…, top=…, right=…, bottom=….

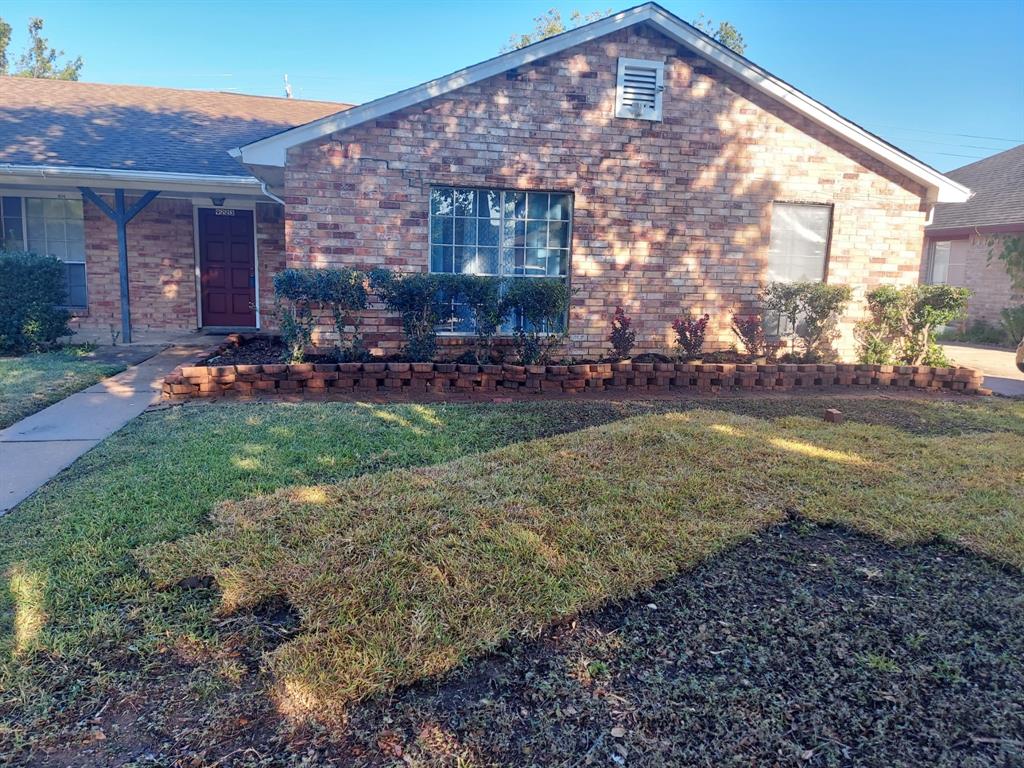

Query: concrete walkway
left=0, top=339, right=218, bottom=513
left=942, top=342, right=1024, bottom=397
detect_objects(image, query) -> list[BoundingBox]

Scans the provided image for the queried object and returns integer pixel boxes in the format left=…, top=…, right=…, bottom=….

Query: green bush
left=500, top=278, right=571, bottom=365
left=936, top=318, right=1008, bottom=346
left=856, top=284, right=970, bottom=366
left=273, top=268, right=368, bottom=363
left=0, top=251, right=72, bottom=355
left=1001, top=305, right=1024, bottom=346
left=437, top=274, right=505, bottom=364
left=761, top=281, right=852, bottom=362
left=368, top=269, right=451, bottom=362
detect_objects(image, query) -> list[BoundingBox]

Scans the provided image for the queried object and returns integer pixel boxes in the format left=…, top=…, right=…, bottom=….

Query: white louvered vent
left=615, top=57, right=665, bottom=121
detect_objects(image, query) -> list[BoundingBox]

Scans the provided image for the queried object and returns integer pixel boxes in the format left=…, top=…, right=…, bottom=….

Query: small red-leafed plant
left=731, top=314, right=766, bottom=358
left=607, top=306, right=636, bottom=360
left=672, top=313, right=710, bottom=360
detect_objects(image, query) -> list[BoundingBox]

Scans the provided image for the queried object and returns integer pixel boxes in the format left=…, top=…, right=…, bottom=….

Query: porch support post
left=79, top=187, right=159, bottom=343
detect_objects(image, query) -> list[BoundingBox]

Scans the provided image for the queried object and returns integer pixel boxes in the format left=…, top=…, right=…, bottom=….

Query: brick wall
left=256, top=202, right=287, bottom=331
left=72, top=197, right=287, bottom=339
left=923, top=233, right=1022, bottom=326
left=283, top=24, right=929, bottom=360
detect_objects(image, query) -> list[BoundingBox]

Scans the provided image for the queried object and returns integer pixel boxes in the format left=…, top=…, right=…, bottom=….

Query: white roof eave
left=233, top=2, right=971, bottom=205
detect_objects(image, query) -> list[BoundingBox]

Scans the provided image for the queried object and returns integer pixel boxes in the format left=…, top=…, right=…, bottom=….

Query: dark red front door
left=198, top=208, right=256, bottom=327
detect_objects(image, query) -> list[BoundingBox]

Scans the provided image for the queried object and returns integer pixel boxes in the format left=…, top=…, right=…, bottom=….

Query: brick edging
left=163, top=357, right=990, bottom=401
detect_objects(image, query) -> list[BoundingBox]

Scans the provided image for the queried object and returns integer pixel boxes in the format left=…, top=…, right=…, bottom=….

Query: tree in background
left=504, top=8, right=747, bottom=55
left=0, top=17, right=83, bottom=80
left=691, top=13, right=746, bottom=55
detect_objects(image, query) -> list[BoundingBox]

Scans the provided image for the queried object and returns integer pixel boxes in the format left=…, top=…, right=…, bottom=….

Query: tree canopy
left=503, top=8, right=747, bottom=55
left=0, top=16, right=83, bottom=80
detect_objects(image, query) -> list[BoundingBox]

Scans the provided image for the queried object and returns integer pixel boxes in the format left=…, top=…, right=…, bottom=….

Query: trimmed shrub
left=273, top=268, right=368, bottom=363
left=672, top=313, right=710, bottom=360
left=369, top=269, right=451, bottom=362
left=0, top=251, right=72, bottom=355
left=500, top=278, right=571, bottom=365
left=761, top=281, right=852, bottom=362
left=856, top=284, right=970, bottom=366
left=607, top=306, right=636, bottom=360
left=437, top=274, right=506, bottom=364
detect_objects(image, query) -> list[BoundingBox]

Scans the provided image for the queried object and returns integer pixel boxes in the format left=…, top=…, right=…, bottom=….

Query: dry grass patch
left=140, top=409, right=1024, bottom=718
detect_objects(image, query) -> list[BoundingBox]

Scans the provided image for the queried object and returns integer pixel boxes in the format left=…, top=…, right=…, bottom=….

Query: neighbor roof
left=233, top=1, right=970, bottom=204
left=927, top=144, right=1024, bottom=233
left=0, top=76, right=350, bottom=178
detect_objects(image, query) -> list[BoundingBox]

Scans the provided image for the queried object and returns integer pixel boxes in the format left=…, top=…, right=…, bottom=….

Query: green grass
left=139, top=406, right=1024, bottom=716
left=0, top=348, right=125, bottom=429
left=0, top=396, right=1021, bottom=751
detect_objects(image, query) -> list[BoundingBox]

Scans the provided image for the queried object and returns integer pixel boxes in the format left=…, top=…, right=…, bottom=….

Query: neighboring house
left=923, top=144, right=1024, bottom=327
left=0, top=77, right=348, bottom=341
left=0, top=3, right=970, bottom=357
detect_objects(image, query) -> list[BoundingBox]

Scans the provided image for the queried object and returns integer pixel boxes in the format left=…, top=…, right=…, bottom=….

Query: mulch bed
left=335, top=522, right=1023, bottom=767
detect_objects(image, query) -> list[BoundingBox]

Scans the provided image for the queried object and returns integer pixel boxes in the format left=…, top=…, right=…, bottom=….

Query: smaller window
left=26, top=197, right=87, bottom=308
left=615, top=57, right=664, bottom=121
left=0, top=196, right=25, bottom=251
left=926, top=240, right=951, bottom=285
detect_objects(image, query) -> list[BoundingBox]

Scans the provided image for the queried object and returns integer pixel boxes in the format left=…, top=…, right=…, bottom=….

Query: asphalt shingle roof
left=0, top=76, right=350, bottom=177
left=929, top=144, right=1024, bottom=231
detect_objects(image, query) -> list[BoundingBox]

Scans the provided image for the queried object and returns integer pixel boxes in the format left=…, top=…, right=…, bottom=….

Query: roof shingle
left=928, top=144, right=1024, bottom=231
left=0, top=77, right=350, bottom=177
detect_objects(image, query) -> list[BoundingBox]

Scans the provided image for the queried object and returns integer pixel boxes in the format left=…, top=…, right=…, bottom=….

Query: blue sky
left=3, top=0, right=1022, bottom=171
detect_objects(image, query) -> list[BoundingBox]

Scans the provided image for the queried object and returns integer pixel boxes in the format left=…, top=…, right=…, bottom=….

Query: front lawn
left=0, top=396, right=1021, bottom=765
left=0, top=348, right=125, bottom=429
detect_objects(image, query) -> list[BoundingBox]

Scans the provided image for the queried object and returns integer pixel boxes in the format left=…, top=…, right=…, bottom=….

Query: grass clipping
left=140, top=410, right=1024, bottom=718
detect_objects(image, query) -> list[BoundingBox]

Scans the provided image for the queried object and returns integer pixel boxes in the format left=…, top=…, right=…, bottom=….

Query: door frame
left=192, top=201, right=260, bottom=330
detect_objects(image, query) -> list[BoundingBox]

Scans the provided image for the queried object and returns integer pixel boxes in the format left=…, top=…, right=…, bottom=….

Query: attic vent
left=615, top=57, right=665, bottom=121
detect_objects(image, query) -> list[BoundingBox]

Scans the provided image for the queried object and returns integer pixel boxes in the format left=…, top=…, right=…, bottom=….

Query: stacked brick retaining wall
left=163, top=359, right=988, bottom=401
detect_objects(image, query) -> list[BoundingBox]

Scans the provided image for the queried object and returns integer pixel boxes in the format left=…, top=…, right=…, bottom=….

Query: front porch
left=0, top=168, right=286, bottom=344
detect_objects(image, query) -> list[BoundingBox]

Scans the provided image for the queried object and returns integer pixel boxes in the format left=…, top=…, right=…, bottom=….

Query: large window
left=767, top=203, right=832, bottom=283
left=429, top=186, right=571, bottom=333
left=25, top=198, right=87, bottom=308
left=765, top=202, right=833, bottom=336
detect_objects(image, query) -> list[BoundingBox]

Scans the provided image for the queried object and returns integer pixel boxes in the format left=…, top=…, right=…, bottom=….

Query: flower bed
left=163, top=338, right=989, bottom=400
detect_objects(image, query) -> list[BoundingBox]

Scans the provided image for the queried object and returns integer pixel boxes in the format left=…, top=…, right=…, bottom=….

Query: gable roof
left=233, top=2, right=970, bottom=204
left=927, top=144, right=1024, bottom=233
left=0, top=76, right=350, bottom=178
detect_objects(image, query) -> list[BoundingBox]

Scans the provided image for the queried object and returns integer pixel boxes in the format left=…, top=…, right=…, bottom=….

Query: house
left=923, top=144, right=1023, bottom=327
left=0, top=3, right=970, bottom=357
left=0, top=77, right=348, bottom=342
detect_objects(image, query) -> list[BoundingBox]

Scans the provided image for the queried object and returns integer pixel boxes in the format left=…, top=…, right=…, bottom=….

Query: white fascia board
left=0, top=163, right=266, bottom=197
left=235, top=1, right=970, bottom=204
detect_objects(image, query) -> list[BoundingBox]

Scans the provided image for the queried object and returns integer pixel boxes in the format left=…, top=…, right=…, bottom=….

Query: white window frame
left=615, top=57, right=665, bottom=121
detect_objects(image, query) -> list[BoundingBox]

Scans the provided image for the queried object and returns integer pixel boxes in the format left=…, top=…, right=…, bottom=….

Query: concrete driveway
left=942, top=343, right=1024, bottom=397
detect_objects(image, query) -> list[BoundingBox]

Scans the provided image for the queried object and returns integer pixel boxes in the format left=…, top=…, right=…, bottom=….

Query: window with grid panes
left=25, top=197, right=88, bottom=308
left=429, top=187, right=571, bottom=333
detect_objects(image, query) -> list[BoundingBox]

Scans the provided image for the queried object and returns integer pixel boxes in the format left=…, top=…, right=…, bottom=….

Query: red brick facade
left=71, top=198, right=285, bottom=340
left=282, top=25, right=930, bottom=359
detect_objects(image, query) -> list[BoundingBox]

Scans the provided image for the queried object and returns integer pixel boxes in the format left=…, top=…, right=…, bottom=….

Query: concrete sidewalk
left=0, top=339, right=218, bottom=513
